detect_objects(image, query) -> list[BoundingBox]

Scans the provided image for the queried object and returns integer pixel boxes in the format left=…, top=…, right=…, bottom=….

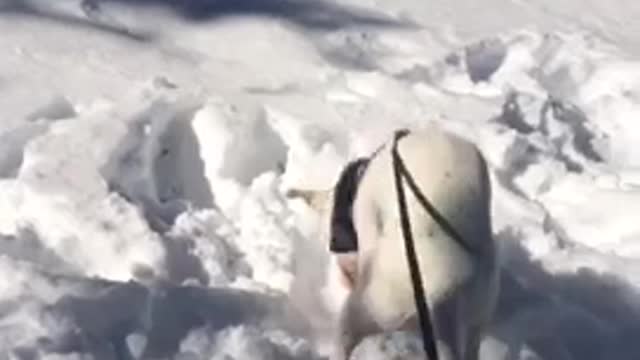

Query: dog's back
left=333, top=127, right=499, bottom=360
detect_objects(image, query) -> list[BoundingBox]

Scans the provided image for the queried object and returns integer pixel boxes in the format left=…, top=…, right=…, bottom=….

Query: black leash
left=391, top=128, right=473, bottom=360
left=391, top=131, right=474, bottom=255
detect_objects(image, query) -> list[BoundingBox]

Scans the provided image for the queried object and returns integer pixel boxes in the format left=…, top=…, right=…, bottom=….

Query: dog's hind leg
left=330, top=284, right=381, bottom=360
left=462, top=323, right=485, bottom=360
left=430, top=294, right=461, bottom=360
left=432, top=286, right=491, bottom=360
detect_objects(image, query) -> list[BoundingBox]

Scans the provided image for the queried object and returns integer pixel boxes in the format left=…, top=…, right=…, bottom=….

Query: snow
left=2, top=0, right=640, bottom=359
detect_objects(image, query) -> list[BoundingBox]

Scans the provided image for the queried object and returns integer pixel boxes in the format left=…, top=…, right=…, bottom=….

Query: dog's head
left=285, top=186, right=336, bottom=254
left=286, top=158, right=370, bottom=253
left=285, top=187, right=334, bottom=214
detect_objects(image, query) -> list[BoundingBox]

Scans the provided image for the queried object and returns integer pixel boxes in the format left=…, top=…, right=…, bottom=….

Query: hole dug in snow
left=465, top=37, right=508, bottom=83
left=98, top=98, right=212, bottom=231
left=0, top=96, right=75, bottom=179
left=0, top=123, right=49, bottom=179
left=152, top=108, right=216, bottom=211
left=26, top=95, right=77, bottom=122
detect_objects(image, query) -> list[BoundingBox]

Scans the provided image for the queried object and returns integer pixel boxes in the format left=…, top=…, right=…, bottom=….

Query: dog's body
left=289, top=126, right=500, bottom=360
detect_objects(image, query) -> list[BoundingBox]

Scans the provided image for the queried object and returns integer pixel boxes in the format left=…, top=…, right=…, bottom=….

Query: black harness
left=329, top=157, right=370, bottom=253
left=330, top=129, right=474, bottom=360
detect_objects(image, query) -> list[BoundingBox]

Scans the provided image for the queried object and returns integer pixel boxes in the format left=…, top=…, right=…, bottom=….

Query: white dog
left=287, top=126, right=500, bottom=360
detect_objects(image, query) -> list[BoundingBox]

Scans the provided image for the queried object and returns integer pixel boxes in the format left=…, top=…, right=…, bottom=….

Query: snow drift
left=2, top=0, right=640, bottom=359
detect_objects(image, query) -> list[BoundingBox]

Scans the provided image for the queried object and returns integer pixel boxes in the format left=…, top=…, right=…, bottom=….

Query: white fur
left=321, top=254, right=352, bottom=315
left=290, top=126, right=500, bottom=360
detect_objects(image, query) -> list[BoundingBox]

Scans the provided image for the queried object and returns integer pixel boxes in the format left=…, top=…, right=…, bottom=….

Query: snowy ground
left=2, top=0, right=640, bottom=359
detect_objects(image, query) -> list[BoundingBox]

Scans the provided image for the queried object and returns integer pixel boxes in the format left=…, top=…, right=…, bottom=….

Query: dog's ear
left=285, top=188, right=332, bottom=212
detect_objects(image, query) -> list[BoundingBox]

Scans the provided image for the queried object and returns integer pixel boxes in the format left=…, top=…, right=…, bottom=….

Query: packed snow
left=2, top=0, right=640, bottom=359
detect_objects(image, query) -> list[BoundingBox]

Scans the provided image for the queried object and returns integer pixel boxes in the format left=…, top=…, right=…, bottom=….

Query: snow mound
left=178, top=325, right=316, bottom=360
left=4, top=1, right=640, bottom=359
left=189, top=99, right=288, bottom=212
left=3, top=98, right=172, bottom=282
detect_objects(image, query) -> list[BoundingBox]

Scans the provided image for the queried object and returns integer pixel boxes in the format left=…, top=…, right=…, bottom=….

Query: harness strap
left=391, top=129, right=439, bottom=360
left=330, top=158, right=371, bottom=253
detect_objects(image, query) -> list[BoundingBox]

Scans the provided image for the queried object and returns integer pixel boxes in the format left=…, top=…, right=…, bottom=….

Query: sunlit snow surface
left=2, top=0, right=640, bottom=359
